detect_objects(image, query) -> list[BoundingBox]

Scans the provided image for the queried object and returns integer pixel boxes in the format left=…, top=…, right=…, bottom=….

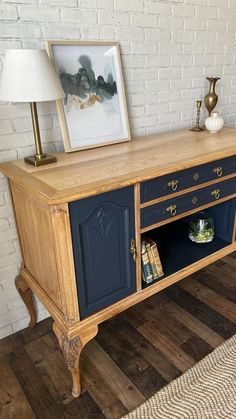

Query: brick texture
left=0, top=0, right=236, bottom=339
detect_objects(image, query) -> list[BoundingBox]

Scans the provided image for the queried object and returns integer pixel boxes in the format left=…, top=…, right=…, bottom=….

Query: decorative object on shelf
left=190, top=100, right=205, bottom=132
left=0, top=49, right=65, bottom=167
left=205, top=111, right=224, bottom=134
left=189, top=211, right=214, bottom=243
left=204, top=77, right=220, bottom=116
left=46, top=40, right=130, bottom=152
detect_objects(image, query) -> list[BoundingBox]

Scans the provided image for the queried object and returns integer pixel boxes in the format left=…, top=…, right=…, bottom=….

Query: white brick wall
left=0, top=0, right=235, bottom=339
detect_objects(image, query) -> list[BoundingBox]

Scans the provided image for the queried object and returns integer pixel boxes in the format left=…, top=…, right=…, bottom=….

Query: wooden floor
left=1, top=254, right=236, bottom=419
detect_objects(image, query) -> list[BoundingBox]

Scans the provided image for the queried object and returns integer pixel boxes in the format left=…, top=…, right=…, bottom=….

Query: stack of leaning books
left=141, top=237, right=164, bottom=284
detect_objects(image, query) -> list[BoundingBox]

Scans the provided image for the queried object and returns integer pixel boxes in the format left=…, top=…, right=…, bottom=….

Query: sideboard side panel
left=10, top=182, right=63, bottom=312
left=50, top=203, right=80, bottom=322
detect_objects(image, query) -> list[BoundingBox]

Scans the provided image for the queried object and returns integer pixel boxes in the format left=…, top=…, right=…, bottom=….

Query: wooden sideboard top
left=1, top=127, right=236, bottom=205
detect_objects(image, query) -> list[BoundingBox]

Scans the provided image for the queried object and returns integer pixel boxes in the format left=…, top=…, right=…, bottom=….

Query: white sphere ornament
left=205, top=112, right=224, bottom=134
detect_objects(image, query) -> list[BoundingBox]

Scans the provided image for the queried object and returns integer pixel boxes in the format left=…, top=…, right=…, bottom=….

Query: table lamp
left=0, top=49, right=65, bottom=166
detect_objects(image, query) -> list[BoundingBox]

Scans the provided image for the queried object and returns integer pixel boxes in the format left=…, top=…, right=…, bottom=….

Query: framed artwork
left=46, top=40, right=130, bottom=152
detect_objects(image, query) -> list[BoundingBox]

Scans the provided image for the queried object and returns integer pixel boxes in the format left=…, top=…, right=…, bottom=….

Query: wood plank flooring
left=1, top=253, right=236, bottom=419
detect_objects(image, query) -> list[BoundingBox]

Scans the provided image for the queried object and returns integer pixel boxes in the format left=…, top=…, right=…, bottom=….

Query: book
left=142, top=267, right=146, bottom=283
left=145, top=240, right=159, bottom=280
left=145, top=237, right=164, bottom=278
left=141, top=241, right=153, bottom=283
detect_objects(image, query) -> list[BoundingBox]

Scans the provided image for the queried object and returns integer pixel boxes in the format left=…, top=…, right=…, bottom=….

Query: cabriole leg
left=53, top=322, right=98, bottom=398
left=15, top=274, right=37, bottom=328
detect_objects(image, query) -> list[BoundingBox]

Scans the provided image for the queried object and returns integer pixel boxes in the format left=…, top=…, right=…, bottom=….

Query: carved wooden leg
left=15, top=274, right=37, bottom=328
left=53, top=322, right=98, bottom=398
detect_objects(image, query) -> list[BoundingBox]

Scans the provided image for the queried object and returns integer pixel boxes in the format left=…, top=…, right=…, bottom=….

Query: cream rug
left=123, top=335, right=236, bottom=419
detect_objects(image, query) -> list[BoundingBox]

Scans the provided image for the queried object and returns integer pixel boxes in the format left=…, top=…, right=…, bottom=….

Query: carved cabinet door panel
left=69, top=186, right=136, bottom=319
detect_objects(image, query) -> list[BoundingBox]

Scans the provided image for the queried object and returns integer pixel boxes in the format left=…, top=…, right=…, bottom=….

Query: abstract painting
left=46, top=41, right=130, bottom=152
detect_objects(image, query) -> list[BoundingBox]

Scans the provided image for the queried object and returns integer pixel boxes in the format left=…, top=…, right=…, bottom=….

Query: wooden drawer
left=141, top=177, right=236, bottom=229
left=140, top=155, right=236, bottom=203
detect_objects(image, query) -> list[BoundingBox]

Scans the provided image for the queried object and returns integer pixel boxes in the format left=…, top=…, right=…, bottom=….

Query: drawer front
left=140, top=155, right=236, bottom=203
left=141, top=177, right=236, bottom=228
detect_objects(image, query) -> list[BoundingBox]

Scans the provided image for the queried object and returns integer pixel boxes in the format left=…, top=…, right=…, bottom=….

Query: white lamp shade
left=0, top=49, right=65, bottom=102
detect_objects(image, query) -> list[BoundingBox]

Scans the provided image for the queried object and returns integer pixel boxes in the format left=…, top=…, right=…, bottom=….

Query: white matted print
left=46, top=41, right=130, bottom=152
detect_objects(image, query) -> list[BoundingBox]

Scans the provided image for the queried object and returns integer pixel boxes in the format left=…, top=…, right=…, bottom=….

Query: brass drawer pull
left=213, top=166, right=223, bottom=177
left=211, top=189, right=220, bottom=200
left=192, top=196, right=198, bottom=204
left=193, top=172, right=199, bottom=181
left=167, top=179, right=179, bottom=191
left=166, top=204, right=177, bottom=216
left=130, top=238, right=136, bottom=261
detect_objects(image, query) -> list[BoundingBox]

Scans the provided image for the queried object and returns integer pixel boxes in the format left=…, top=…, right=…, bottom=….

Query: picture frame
left=46, top=40, right=131, bottom=152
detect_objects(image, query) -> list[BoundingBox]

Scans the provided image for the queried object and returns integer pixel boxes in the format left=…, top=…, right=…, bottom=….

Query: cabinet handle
left=167, top=179, right=179, bottom=191
left=213, top=166, right=223, bottom=177
left=211, top=189, right=220, bottom=200
left=130, top=238, right=136, bottom=261
left=166, top=204, right=177, bottom=216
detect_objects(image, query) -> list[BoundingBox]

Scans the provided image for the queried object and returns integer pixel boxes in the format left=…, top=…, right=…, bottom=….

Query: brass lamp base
left=25, top=102, right=57, bottom=167
left=24, top=154, right=57, bottom=167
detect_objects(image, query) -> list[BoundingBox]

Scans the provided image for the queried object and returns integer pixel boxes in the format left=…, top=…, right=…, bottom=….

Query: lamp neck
left=30, top=102, right=45, bottom=159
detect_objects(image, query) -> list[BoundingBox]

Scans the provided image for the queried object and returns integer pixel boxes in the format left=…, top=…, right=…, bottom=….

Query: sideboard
left=1, top=127, right=236, bottom=398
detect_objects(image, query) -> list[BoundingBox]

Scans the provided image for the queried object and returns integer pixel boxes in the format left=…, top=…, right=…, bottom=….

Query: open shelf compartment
left=141, top=199, right=236, bottom=289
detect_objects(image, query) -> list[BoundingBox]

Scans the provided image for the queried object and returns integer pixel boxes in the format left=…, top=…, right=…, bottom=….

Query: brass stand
left=24, top=102, right=57, bottom=167
left=190, top=100, right=205, bottom=132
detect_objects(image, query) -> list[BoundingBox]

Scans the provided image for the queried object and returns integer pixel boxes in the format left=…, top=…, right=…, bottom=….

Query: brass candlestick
left=190, top=100, right=205, bottom=132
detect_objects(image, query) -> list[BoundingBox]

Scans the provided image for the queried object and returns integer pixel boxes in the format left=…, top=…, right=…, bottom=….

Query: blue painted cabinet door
left=69, top=186, right=136, bottom=319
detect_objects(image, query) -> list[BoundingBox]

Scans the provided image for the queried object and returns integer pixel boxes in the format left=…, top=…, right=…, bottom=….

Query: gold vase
left=204, top=77, right=220, bottom=116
